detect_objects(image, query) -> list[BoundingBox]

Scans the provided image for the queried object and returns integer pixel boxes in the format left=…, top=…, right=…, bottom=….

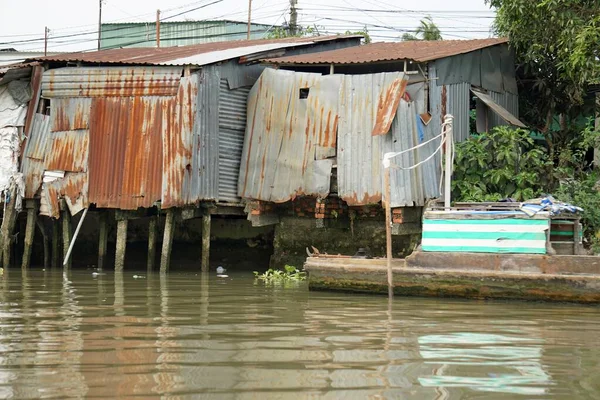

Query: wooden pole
left=156, top=9, right=161, bottom=47
left=44, top=27, right=48, bottom=56
left=115, top=219, right=128, bottom=271
left=444, top=116, right=453, bottom=210
left=160, top=209, right=176, bottom=273
left=21, top=200, right=38, bottom=270
left=201, top=212, right=211, bottom=272
left=63, top=208, right=88, bottom=266
left=36, top=219, right=50, bottom=269
left=147, top=215, right=158, bottom=272
left=0, top=185, right=19, bottom=268
left=97, top=211, right=108, bottom=270
left=51, top=219, right=60, bottom=268
left=384, top=166, right=393, bottom=298
left=61, top=201, right=72, bottom=270
left=247, top=0, right=252, bottom=39
left=97, top=0, right=102, bottom=50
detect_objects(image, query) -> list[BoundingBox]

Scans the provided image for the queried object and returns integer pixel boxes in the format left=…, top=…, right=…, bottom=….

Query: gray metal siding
left=429, top=63, right=470, bottom=143
left=218, top=79, right=250, bottom=203
left=489, top=90, right=520, bottom=130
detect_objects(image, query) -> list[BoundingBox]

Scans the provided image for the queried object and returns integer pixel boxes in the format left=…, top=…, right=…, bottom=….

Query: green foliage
left=554, top=173, right=600, bottom=252
left=452, top=126, right=550, bottom=202
left=267, top=25, right=319, bottom=39
left=253, top=265, right=307, bottom=285
left=344, top=27, right=371, bottom=44
left=486, top=0, right=600, bottom=133
left=401, top=17, right=443, bottom=41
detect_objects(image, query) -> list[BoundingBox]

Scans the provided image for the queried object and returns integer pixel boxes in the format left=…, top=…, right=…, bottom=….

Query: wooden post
left=156, top=9, right=161, bottom=48
left=51, top=220, right=60, bottom=268
left=115, top=219, right=128, bottom=271
left=201, top=211, right=211, bottom=272
left=98, top=212, right=108, bottom=271
left=36, top=219, right=50, bottom=269
left=22, top=200, right=38, bottom=269
left=147, top=215, right=158, bottom=272
left=61, top=201, right=72, bottom=270
left=160, top=209, right=176, bottom=273
left=384, top=166, right=393, bottom=298
left=247, top=0, right=252, bottom=39
left=0, top=184, right=19, bottom=268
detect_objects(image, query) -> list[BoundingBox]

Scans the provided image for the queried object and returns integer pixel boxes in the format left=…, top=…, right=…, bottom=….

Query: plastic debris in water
left=217, top=274, right=229, bottom=278
left=133, top=275, right=145, bottom=279
left=216, top=266, right=226, bottom=274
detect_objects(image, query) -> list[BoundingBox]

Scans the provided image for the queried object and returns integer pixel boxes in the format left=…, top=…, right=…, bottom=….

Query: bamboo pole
left=384, top=165, right=393, bottom=298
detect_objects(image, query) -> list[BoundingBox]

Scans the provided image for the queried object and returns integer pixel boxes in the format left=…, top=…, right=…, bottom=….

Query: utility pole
left=156, top=9, right=161, bottom=47
left=289, top=0, right=298, bottom=36
left=97, top=0, right=103, bottom=50
left=247, top=0, right=252, bottom=39
left=44, top=27, right=49, bottom=56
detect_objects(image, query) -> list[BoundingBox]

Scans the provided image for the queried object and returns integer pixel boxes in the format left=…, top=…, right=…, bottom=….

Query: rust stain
left=342, top=191, right=382, bottom=206
left=46, top=130, right=89, bottom=172
left=441, top=85, right=447, bottom=123
left=372, top=78, right=407, bottom=136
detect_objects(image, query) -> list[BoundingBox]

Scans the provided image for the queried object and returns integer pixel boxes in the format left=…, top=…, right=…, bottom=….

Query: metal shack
left=236, top=38, right=525, bottom=264
left=14, top=35, right=361, bottom=271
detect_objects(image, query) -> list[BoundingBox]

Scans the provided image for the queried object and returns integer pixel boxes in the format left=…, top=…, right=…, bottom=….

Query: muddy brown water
left=0, top=268, right=599, bottom=399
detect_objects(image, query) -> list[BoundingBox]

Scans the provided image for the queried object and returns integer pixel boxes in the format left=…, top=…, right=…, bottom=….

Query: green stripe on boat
left=422, top=231, right=547, bottom=240
left=422, top=246, right=546, bottom=254
left=423, top=219, right=549, bottom=226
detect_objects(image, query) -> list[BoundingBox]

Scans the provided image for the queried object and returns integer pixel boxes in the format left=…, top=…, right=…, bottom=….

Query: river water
left=0, top=269, right=599, bottom=399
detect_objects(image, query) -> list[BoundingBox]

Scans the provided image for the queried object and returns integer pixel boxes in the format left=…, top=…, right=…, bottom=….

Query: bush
left=452, top=126, right=551, bottom=202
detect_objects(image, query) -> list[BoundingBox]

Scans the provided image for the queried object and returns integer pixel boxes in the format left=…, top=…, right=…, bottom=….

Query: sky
left=0, top=0, right=497, bottom=53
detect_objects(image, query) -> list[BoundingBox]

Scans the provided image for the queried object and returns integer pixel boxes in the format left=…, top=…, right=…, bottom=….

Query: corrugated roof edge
left=24, top=35, right=364, bottom=67
left=102, top=19, right=273, bottom=27
left=262, top=38, right=509, bottom=65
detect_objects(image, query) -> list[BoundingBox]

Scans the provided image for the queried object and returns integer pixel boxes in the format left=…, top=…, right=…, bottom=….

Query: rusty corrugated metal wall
left=21, top=113, right=51, bottom=198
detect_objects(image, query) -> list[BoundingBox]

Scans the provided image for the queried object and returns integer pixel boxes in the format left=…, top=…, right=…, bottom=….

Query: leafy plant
left=401, top=16, right=443, bottom=41
left=452, top=126, right=551, bottom=202
left=253, top=265, right=306, bottom=285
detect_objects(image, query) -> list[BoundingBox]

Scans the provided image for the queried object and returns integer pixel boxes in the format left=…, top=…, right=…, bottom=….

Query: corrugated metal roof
left=42, top=172, right=88, bottom=218
left=41, top=67, right=182, bottom=98
left=45, top=130, right=89, bottom=172
left=50, top=98, right=92, bottom=131
left=27, top=35, right=362, bottom=66
left=88, top=96, right=165, bottom=209
left=471, top=87, right=526, bottom=128
left=238, top=68, right=341, bottom=202
left=21, top=113, right=51, bottom=198
left=264, top=38, right=508, bottom=65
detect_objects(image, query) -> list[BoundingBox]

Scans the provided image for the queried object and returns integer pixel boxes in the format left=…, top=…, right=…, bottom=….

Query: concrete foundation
left=305, top=253, right=600, bottom=303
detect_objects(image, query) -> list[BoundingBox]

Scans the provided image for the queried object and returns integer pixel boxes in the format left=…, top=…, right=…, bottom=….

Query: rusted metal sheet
left=372, top=78, right=408, bottom=136
left=337, top=72, right=406, bottom=205
left=45, top=130, right=89, bottom=172
left=50, top=98, right=92, bottom=131
left=41, top=67, right=182, bottom=98
left=22, top=65, right=43, bottom=149
left=88, top=96, right=165, bottom=209
left=41, top=172, right=88, bottom=218
left=238, top=68, right=341, bottom=202
left=21, top=113, right=51, bottom=198
left=161, top=75, right=198, bottom=208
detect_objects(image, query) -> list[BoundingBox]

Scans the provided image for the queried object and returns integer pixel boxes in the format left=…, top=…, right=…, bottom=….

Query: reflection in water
left=0, top=270, right=597, bottom=398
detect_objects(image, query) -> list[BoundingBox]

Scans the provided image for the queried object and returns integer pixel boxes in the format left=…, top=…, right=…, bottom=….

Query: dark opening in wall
left=299, top=88, right=309, bottom=99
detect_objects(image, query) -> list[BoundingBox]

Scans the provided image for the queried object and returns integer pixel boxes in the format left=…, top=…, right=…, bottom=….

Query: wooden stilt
left=0, top=184, right=19, bottom=268
left=115, top=219, right=128, bottom=271
left=21, top=200, right=38, bottom=269
left=51, top=220, right=60, bottom=268
left=201, top=211, right=211, bottom=272
left=36, top=218, right=50, bottom=269
left=147, top=215, right=158, bottom=272
left=98, top=212, right=108, bottom=271
left=61, top=201, right=72, bottom=270
left=160, top=209, right=176, bottom=273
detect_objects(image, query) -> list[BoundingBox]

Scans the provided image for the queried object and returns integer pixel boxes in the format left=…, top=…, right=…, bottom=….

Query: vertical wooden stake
left=0, top=184, right=19, bottom=268
left=160, top=209, right=176, bottom=273
left=22, top=200, right=38, bottom=270
left=61, top=202, right=72, bottom=270
left=201, top=212, right=211, bottom=272
left=384, top=166, right=393, bottom=298
left=115, top=219, right=128, bottom=271
left=36, top=219, right=50, bottom=269
left=51, top=219, right=60, bottom=268
left=98, top=212, right=108, bottom=271
left=147, top=215, right=158, bottom=272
